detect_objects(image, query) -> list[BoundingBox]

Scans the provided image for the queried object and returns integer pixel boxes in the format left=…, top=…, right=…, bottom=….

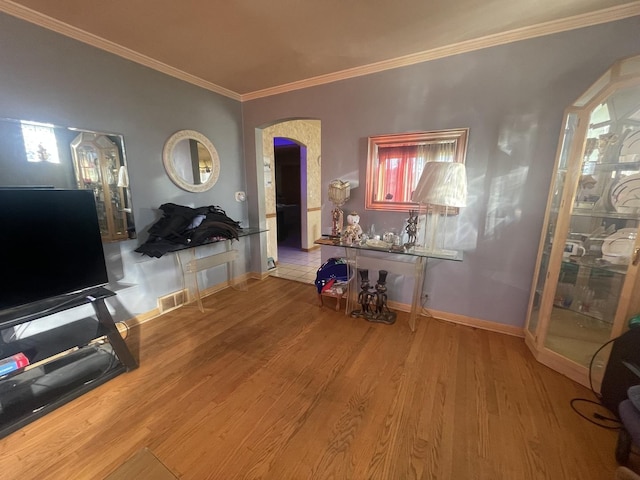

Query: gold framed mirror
left=163, top=130, right=220, bottom=192
left=366, top=128, right=469, bottom=212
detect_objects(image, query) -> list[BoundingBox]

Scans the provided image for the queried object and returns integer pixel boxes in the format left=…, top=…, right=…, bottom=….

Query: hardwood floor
left=0, top=277, right=622, bottom=479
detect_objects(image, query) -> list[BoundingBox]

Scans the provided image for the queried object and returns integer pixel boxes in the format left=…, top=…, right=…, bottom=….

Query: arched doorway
left=259, top=119, right=321, bottom=283
left=274, top=137, right=303, bottom=249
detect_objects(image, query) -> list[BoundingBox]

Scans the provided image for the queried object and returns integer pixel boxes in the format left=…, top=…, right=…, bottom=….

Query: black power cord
left=570, top=397, right=620, bottom=429
left=570, top=335, right=622, bottom=429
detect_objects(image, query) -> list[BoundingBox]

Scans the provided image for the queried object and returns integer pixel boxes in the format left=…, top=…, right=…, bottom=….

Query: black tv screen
left=0, top=189, right=109, bottom=311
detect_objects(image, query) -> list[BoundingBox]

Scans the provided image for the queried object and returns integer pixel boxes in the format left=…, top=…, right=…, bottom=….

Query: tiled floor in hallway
left=269, top=245, right=321, bottom=285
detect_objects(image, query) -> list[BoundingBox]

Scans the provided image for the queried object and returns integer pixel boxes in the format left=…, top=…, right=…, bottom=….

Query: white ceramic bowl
left=601, top=228, right=637, bottom=265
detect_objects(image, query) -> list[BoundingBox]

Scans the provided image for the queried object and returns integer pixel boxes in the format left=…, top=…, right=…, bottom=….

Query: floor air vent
left=157, top=290, right=188, bottom=313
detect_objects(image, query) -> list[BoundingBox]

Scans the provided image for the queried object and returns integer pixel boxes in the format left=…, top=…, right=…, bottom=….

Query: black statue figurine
left=351, top=269, right=396, bottom=325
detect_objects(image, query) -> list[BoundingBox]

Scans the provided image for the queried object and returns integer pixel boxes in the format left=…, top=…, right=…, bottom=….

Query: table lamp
left=410, top=162, right=467, bottom=256
left=328, top=180, right=351, bottom=237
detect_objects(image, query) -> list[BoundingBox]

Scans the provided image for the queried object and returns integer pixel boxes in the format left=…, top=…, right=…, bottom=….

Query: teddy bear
left=341, top=212, right=363, bottom=245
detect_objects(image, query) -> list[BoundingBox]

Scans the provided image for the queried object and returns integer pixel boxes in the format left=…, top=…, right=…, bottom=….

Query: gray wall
left=1, top=10, right=639, bottom=331
left=0, top=13, right=247, bottom=327
left=242, top=17, right=640, bottom=328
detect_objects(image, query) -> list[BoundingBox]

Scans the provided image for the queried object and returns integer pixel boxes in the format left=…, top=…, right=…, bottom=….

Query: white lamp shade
left=411, top=162, right=467, bottom=207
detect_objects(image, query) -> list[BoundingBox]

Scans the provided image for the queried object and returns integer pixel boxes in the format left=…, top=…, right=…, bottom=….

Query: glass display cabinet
left=525, top=55, right=640, bottom=388
left=71, top=132, right=129, bottom=242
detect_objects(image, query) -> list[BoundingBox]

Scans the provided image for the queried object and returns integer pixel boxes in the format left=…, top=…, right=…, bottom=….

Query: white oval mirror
left=163, top=130, right=220, bottom=192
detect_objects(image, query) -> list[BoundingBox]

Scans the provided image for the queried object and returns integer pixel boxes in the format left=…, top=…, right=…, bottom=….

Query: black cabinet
left=0, top=287, right=137, bottom=438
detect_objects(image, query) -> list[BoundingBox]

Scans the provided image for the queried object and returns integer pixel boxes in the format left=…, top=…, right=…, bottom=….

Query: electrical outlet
left=235, top=191, right=246, bottom=202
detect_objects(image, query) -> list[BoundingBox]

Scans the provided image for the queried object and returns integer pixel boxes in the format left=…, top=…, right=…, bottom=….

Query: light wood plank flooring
left=0, top=277, right=621, bottom=479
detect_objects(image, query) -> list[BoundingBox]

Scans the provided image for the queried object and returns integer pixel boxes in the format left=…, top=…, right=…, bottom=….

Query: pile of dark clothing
left=135, top=203, right=241, bottom=258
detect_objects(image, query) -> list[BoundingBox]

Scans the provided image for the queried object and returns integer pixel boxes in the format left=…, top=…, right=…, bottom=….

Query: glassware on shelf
left=525, top=54, right=640, bottom=388
left=577, top=287, right=595, bottom=313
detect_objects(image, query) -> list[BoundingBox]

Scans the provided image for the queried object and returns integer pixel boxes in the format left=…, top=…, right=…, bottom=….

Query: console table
left=315, top=238, right=462, bottom=331
left=174, top=227, right=266, bottom=312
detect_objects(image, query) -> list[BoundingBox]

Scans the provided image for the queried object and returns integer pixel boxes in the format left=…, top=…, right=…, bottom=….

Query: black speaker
left=600, top=327, right=640, bottom=416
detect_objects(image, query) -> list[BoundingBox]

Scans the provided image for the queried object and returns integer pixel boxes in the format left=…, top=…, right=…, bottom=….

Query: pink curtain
left=376, top=145, right=420, bottom=202
left=376, top=142, right=456, bottom=202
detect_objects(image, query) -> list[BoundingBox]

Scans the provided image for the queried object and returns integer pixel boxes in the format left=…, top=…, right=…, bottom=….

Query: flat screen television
left=0, top=188, right=109, bottom=313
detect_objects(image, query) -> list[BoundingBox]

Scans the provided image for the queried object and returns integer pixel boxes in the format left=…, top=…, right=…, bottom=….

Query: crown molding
left=241, top=2, right=640, bottom=101
left=0, top=0, right=242, bottom=101
left=0, top=0, right=638, bottom=103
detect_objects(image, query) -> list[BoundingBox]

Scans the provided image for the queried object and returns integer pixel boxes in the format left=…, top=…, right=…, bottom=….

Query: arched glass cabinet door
left=525, top=54, right=640, bottom=388
left=71, top=132, right=129, bottom=242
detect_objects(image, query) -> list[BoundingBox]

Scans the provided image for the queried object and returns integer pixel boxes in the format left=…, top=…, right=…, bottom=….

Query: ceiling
left=1, top=0, right=639, bottom=100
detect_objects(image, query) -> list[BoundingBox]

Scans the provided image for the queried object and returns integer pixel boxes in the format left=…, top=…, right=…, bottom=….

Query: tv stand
left=0, top=288, right=137, bottom=438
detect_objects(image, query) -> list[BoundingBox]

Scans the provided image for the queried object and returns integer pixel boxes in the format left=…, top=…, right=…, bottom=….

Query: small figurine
left=341, top=211, right=363, bottom=245
left=371, top=270, right=396, bottom=324
left=354, top=269, right=372, bottom=315
left=373, top=270, right=388, bottom=316
left=405, top=210, right=418, bottom=247
left=351, top=269, right=396, bottom=325
left=577, top=174, right=597, bottom=202
left=331, top=208, right=343, bottom=238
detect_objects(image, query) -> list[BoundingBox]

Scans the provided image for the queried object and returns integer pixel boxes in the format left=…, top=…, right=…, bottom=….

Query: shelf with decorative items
left=315, top=236, right=462, bottom=331
left=525, top=54, right=640, bottom=389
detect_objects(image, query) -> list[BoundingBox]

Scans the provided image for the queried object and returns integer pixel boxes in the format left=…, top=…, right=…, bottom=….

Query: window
left=21, top=121, right=60, bottom=164
left=365, top=129, right=468, bottom=212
